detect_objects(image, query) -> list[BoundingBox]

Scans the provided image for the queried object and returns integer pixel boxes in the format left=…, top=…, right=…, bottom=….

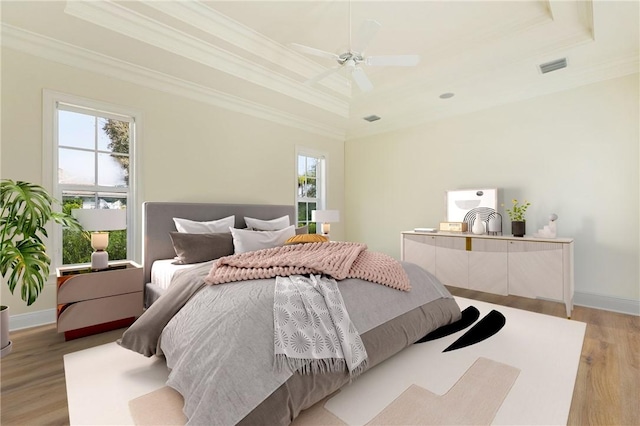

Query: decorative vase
left=472, top=213, right=485, bottom=235
left=0, top=305, right=11, bottom=358
left=512, top=221, right=526, bottom=237
left=487, top=214, right=502, bottom=235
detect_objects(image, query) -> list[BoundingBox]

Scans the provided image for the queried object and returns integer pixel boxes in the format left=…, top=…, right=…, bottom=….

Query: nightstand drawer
left=57, top=292, right=143, bottom=333
left=57, top=263, right=143, bottom=304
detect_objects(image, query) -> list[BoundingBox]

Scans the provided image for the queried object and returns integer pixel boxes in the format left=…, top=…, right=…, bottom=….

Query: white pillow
left=230, top=225, right=296, bottom=254
left=173, top=215, right=235, bottom=233
left=244, top=215, right=290, bottom=231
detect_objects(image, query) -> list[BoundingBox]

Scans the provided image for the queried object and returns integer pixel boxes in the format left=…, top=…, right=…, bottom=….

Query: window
left=296, top=150, right=326, bottom=234
left=44, top=91, right=139, bottom=267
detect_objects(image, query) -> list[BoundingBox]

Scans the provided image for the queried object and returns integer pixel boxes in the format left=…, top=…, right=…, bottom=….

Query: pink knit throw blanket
left=204, top=242, right=411, bottom=291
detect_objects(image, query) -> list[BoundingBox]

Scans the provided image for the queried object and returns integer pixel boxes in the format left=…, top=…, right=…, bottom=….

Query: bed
left=120, top=201, right=461, bottom=426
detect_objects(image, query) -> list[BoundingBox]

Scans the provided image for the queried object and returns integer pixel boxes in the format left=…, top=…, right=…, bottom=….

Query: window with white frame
left=44, top=92, right=138, bottom=267
left=296, top=150, right=326, bottom=234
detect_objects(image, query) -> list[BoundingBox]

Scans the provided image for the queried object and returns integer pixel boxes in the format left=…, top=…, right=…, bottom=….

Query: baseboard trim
left=9, top=309, right=56, bottom=331
left=574, top=291, right=640, bottom=316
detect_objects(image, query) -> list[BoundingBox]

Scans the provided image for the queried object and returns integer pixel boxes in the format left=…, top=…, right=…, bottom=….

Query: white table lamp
left=311, top=209, right=340, bottom=237
left=72, top=209, right=127, bottom=270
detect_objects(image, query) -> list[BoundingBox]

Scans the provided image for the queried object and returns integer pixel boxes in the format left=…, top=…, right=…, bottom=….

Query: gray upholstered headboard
left=142, top=202, right=295, bottom=284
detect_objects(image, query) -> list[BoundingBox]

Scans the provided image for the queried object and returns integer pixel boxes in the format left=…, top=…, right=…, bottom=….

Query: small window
left=296, top=150, right=326, bottom=234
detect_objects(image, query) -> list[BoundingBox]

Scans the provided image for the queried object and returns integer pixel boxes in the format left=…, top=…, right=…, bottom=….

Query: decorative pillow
left=170, top=232, right=234, bottom=264
left=230, top=225, right=296, bottom=254
left=173, top=215, right=235, bottom=234
left=244, top=215, right=290, bottom=231
left=285, top=234, right=329, bottom=245
left=295, top=225, right=309, bottom=235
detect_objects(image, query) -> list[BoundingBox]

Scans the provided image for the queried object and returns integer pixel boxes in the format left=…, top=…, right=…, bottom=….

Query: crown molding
left=142, top=0, right=351, bottom=98
left=1, top=24, right=345, bottom=141
left=64, top=0, right=349, bottom=118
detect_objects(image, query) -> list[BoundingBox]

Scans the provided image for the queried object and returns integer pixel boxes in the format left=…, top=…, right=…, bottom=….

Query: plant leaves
left=1, top=179, right=79, bottom=306
left=1, top=180, right=53, bottom=240
left=0, top=238, right=50, bottom=305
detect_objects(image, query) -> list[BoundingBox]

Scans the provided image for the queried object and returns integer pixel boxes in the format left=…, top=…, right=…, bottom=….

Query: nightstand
left=56, top=260, right=143, bottom=341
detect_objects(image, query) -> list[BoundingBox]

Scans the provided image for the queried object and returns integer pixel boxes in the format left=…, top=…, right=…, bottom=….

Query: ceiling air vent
left=539, top=58, right=567, bottom=74
left=363, top=115, right=381, bottom=122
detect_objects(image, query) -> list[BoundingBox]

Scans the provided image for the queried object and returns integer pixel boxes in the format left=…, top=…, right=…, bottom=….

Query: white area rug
left=64, top=297, right=586, bottom=425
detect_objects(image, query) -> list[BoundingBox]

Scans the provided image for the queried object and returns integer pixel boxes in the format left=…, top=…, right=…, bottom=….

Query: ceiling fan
left=290, top=5, right=420, bottom=93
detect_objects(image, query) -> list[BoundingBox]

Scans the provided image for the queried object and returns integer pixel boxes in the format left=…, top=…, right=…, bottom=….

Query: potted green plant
left=506, top=199, right=530, bottom=237
left=0, top=179, right=83, bottom=356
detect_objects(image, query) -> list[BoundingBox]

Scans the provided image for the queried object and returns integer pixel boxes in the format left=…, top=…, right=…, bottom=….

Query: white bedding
left=150, top=259, right=206, bottom=290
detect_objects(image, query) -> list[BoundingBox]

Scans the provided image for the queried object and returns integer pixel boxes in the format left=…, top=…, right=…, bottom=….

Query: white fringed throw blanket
left=274, top=275, right=368, bottom=377
left=205, top=242, right=411, bottom=291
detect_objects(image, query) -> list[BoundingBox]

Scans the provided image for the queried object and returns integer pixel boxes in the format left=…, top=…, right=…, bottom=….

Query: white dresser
left=401, top=231, right=574, bottom=317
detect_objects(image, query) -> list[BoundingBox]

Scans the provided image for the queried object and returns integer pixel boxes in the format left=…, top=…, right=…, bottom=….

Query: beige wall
left=345, top=74, right=640, bottom=304
left=1, top=48, right=345, bottom=316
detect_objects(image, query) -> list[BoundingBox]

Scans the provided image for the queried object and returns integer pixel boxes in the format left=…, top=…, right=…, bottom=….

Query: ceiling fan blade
left=305, top=65, right=342, bottom=86
left=350, top=67, right=374, bottom=92
left=289, top=43, right=339, bottom=61
left=351, top=19, right=381, bottom=53
left=365, top=55, right=421, bottom=67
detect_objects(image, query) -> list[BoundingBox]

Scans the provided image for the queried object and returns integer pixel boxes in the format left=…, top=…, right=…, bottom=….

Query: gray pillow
left=170, top=232, right=234, bottom=264
left=295, top=225, right=309, bottom=235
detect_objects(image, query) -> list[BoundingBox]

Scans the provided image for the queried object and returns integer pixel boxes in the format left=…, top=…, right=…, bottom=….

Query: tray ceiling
left=1, top=1, right=638, bottom=140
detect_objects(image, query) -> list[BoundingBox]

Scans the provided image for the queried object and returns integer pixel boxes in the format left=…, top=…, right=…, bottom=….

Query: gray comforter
left=120, top=261, right=460, bottom=426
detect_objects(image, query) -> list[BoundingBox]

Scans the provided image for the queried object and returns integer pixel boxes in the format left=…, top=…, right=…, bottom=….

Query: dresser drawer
left=57, top=265, right=143, bottom=304
left=57, top=292, right=143, bottom=333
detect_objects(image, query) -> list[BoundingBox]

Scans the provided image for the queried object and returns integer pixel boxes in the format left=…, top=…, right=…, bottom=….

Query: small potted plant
left=506, top=199, right=530, bottom=237
left=0, top=179, right=83, bottom=357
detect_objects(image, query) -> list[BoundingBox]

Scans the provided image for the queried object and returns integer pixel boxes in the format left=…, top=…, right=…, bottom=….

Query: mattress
left=150, top=259, right=206, bottom=290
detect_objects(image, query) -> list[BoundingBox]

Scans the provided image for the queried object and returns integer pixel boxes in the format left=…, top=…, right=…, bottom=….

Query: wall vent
left=539, top=58, right=567, bottom=74
left=363, top=115, right=381, bottom=122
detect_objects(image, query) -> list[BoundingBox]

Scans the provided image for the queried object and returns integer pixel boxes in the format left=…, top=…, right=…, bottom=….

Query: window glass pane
left=306, top=178, right=316, bottom=198
left=58, top=110, right=95, bottom=149
left=62, top=229, right=92, bottom=265
left=58, top=148, right=95, bottom=185
left=297, top=202, right=307, bottom=224
left=308, top=202, right=316, bottom=221
left=98, top=117, right=130, bottom=154
left=98, top=153, right=128, bottom=187
left=62, top=192, right=95, bottom=212
left=97, top=193, right=127, bottom=209
left=62, top=193, right=93, bottom=265
left=97, top=117, right=111, bottom=151
left=107, top=229, right=127, bottom=261
left=306, top=157, right=317, bottom=176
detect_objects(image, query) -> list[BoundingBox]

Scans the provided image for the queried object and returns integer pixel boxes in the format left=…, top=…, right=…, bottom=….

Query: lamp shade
left=311, top=210, right=340, bottom=223
left=72, top=208, right=127, bottom=232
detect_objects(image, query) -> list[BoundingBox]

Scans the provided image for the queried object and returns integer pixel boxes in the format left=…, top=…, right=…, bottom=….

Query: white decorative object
left=446, top=188, right=497, bottom=222
left=487, top=214, right=502, bottom=235
left=472, top=213, right=485, bottom=235
left=533, top=213, right=558, bottom=238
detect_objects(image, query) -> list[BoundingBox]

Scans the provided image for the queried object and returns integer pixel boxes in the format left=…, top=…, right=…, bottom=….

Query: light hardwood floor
left=1, top=291, right=638, bottom=426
